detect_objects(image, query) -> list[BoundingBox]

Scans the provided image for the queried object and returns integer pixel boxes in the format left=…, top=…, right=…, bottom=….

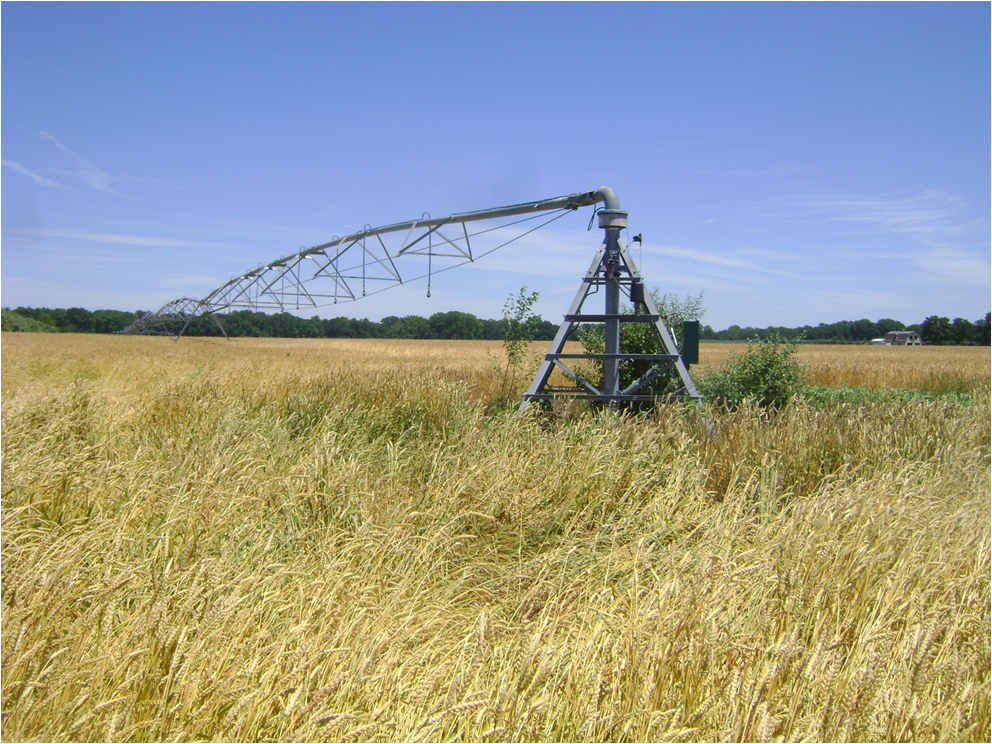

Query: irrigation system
left=122, top=187, right=700, bottom=410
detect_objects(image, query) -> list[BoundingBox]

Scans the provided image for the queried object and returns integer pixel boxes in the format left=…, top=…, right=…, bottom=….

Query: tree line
left=701, top=313, right=991, bottom=346
left=4, top=306, right=989, bottom=345
left=2, top=307, right=560, bottom=342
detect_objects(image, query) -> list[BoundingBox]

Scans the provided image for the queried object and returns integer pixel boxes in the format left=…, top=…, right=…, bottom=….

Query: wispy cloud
left=39, top=131, right=126, bottom=195
left=2, top=159, right=69, bottom=189
left=781, top=189, right=985, bottom=244
left=642, top=244, right=804, bottom=279
left=26, top=131, right=185, bottom=196
left=437, top=226, right=808, bottom=289
left=2, top=241, right=185, bottom=269
left=757, top=188, right=990, bottom=292
left=736, top=246, right=815, bottom=263
left=2, top=276, right=57, bottom=291
left=8, top=227, right=232, bottom=249
left=643, top=245, right=762, bottom=271
left=915, top=247, right=991, bottom=290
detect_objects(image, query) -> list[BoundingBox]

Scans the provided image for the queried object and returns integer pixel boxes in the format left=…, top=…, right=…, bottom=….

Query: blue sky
left=3, top=2, right=989, bottom=330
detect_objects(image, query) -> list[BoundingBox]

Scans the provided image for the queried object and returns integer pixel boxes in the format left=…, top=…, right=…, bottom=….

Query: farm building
left=883, top=330, right=922, bottom=345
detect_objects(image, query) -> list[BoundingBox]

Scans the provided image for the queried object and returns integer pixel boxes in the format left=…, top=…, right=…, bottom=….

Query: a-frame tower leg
left=519, top=206, right=700, bottom=413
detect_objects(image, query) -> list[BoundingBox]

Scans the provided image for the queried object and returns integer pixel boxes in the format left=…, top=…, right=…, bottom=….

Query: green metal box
left=681, top=320, right=700, bottom=365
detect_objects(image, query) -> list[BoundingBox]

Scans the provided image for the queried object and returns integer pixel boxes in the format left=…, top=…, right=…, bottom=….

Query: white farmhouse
left=883, top=331, right=922, bottom=346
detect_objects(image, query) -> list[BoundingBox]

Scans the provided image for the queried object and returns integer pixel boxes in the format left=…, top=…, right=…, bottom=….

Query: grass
left=2, top=334, right=989, bottom=741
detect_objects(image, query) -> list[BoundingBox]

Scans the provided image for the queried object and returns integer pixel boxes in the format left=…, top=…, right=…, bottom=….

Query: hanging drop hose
left=424, top=212, right=432, bottom=298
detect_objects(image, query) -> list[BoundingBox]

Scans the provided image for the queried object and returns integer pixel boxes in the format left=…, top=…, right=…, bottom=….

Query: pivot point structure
left=518, top=187, right=700, bottom=412
left=124, top=186, right=700, bottom=411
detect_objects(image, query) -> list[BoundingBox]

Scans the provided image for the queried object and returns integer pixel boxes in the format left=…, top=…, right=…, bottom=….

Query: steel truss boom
left=121, top=189, right=615, bottom=337
left=121, top=186, right=701, bottom=410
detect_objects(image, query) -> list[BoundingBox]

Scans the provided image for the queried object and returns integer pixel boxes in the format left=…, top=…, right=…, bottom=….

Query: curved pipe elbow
left=595, top=186, right=621, bottom=210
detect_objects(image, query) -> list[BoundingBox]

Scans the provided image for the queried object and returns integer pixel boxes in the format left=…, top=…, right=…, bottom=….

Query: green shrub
left=578, top=290, right=705, bottom=397
left=698, top=336, right=806, bottom=408
left=1, top=308, right=57, bottom=333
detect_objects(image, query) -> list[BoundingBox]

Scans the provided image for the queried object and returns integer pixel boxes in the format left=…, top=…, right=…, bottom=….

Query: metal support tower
left=519, top=189, right=701, bottom=412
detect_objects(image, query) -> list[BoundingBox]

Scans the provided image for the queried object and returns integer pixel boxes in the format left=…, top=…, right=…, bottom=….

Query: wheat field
left=697, top=343, right=991, bottom=394
left=2, top=334, right=989, bottom=742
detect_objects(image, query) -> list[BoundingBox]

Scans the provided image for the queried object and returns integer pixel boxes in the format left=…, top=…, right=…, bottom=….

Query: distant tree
left=975, top=312, right=991, bottom=346
left=722, top=325, right=745, bottom=341
left=352, top=318, right=380, bottom=339
left=921, top=315, right=955, bottom=345
left=951, top=318, right=976, bottom=345
left=534, top=319, right=558, bottom=341
left=876, top=318, right=906, bottom=336
left=406, top=315, right=432, bottom=338
left=64, top=307, right=94, bottom=333
left=429, top=311, right=483, bottom=340
left=14, top=307, right=51, bottom=325
left=47, top=308, right=69, bottom=330
left=379, top=316, right=402, bottom=337
left=381, top=315, right=430, bottom=339
left=481, top=318, right=503, bottom=340
left=91, top=309, right=141, bottom=333
left=1, top=308, right=57, bottom=332
left=849, top=319, right=878, bottom=343
left=319, top=316, right=350, bottom=338
left=225, top=311, right=265, bottom=337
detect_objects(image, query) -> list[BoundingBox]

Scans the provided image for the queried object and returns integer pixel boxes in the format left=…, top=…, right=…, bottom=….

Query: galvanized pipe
left=198, top=188, right=617, bottom=307
left=593, top=185, right=621, bottom=211
left=596, top=191, right=627, bottom=399
left=124, top=187, right=624, bottom=337
left=603, top=252, right=621, bottom=396
left=293, top=190, right=607, bottom=259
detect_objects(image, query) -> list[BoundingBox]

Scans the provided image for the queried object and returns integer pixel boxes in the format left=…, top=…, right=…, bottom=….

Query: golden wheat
left=698, top=342, right=990, bottom=394
left=2, top=333, right=989, bottom=741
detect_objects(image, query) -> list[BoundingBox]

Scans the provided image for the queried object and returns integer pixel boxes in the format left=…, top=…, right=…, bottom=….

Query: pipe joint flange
left=598, top=209, right=628, bottom=230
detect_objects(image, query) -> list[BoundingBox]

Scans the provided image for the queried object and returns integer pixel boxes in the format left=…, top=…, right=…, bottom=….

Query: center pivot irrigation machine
left=123, top=186, right=701, bottom=412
